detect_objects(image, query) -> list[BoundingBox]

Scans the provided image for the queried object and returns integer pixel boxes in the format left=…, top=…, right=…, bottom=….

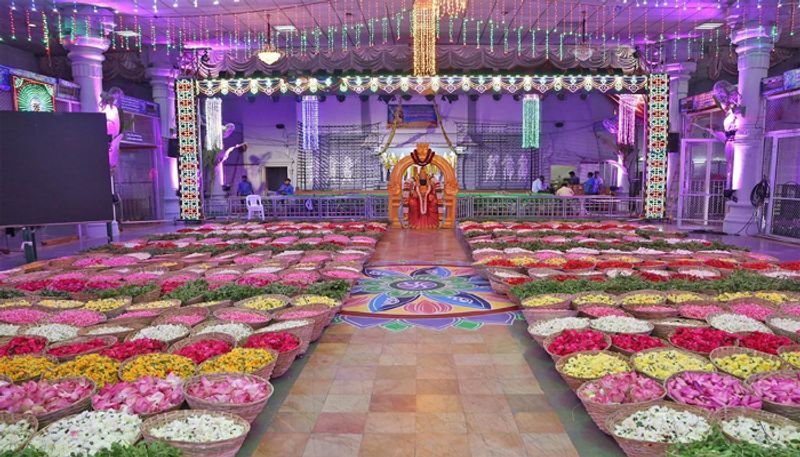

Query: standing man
left=531, top=175, right=546, bottom=193
left=237, top=175, right=255, bottom=197
left=277, top=178, right=295, bottom=195
left=568, top=171, right=580, bottom=185
left=583, top=172, right=597, bottom=195
left=594, top=170, right=604, bottom=193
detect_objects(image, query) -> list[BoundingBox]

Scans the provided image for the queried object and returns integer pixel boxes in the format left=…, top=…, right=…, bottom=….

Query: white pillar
left=146, top=64, right=181, bottom=220
left=722, top=23, right=773, bottom=235
left=64, top=36, right=110, bottom=113
left=664, top=61, right=696, bottom=221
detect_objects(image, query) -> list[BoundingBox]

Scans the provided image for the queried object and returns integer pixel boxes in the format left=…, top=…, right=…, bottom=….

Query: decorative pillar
left=722, top=23, right=774, bottom=234
left=664, top=61, right=696, bottom=221
left=64, top=36, right=109, bottom=113
left=146, top=62, right=181, bottom=220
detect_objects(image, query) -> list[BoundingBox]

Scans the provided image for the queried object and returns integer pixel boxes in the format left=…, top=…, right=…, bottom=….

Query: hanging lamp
left=258, top=14, right=283, bottom=65
left=412, top=0, right=437, bottom=76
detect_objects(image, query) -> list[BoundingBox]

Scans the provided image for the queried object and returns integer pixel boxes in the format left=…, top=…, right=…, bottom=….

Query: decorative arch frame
left=387, top=153, right=459, bottom=229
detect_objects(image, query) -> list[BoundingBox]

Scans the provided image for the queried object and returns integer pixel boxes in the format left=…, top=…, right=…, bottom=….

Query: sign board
left=388, top=104, right=438, bottom=128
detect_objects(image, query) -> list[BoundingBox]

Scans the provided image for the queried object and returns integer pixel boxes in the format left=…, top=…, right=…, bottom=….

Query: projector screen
left=0, top=111, right=113, bottom=227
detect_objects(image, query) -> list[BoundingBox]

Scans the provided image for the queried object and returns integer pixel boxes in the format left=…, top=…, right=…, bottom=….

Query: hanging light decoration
left=618, top=94, right=638, bottom=146
left=301, top=95, right=319, bottom=151
left=258, top=14, right=282, bottom=65
left=438, top=0, right=467, bottom=16
left=204, top=97, right=223, bottom=151
left=521, top=94, right=540, bottom=149
left=412, top=0, right=437, bottom=76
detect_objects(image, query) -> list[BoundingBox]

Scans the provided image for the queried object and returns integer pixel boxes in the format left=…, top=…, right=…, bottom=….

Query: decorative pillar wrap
left=175, top=79, right=202, bottom=220
left=645, top=74, right=669, bottom=219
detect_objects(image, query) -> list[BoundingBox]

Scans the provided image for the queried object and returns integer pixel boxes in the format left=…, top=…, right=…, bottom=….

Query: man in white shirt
left=531, top=175, right=546, bottom=193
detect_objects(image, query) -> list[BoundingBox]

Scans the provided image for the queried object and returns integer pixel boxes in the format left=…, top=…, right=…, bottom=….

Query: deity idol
left=405, top=167, right=440, bottom=229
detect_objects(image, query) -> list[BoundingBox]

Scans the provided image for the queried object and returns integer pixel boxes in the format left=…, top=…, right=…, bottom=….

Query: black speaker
left=167, top=138, right=179, bottom=158
left=667, top=132, right=680, bottom=153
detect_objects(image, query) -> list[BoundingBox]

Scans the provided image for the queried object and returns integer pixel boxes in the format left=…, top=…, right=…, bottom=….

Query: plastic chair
left=245, top=194, right=265, bottom=220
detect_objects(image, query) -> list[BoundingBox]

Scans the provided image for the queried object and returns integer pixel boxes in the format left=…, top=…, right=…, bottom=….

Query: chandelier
left=412, top=0, right=437, bottom=76
left=258, top=15, right=283, bottom=65
left=438, top=0, right=467, bottom=16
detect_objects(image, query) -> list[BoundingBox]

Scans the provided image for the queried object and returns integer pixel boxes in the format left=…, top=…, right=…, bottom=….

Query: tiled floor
left=251, top=229, right=589, bottom=457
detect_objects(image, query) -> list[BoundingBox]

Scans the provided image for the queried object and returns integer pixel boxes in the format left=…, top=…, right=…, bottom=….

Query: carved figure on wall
left=486, top=154, right=499, bottom=181
left=502, top=154, right=515, bottom=181
left=516, top=155, right=529, bottom=182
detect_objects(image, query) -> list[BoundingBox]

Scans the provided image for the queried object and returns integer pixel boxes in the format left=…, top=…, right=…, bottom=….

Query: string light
left=412, top=0, right=436, bottom=76
left=438, top=0, right=467, bottom=16
left=204, top=97, right=224, bottom=152
left=521, top=94, right=540, bottom=149
left=301, top=95, right=320, bottom=151
left=618, top=94, right=637, bottom=146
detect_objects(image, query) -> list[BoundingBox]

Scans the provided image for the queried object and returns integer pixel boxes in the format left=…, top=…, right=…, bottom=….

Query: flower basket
left=576, top=305, right=631, bottom=319
left=665, top=290, right=712, bottom=305
left=676, top=267, right=723, bottom=280
left=182, top=373, right=273, bottom=423
left=1, top=353, right=58, bottom=383
left=519, top=293, right=572, bottom=310
left=522, top=308, right=577, bottom=326
left=766, top=316, right=800, bottom=342
left=34, top=376, right=97, bottom=427
left=606, top=401, right=715, bottom=457
left=234, top=294, right=290, bottom=313
left=185, top=300, right=232, bottom=313
left=715, top=406, right=800, bottom=445
left=543, top=331, right=611, bottom=362
left=632, top=347, right=715, bottom=384
left=213, top=308, right=272, bottom=330
left=272, top=305, right=329, bottom=342
left=571, top=291, right=619, bottom=307
left=270, top=342, right=302, bottom=378
left=190, top=321, right=254, bottom=344
left=0, top=411, right=37, bottom=452
left=622, top=304, right=678, bottom=321
left=651, top=319, right=709, bottom=339
left=130, top=286, right=162, bottom=304
left=619, top=290, right=667, bottom=307
left=78, top=322, right=144, bottom=341
left=200, top=348, right=278, bottom=380
left=726, top=297, right=779, bottom=322
left=611, top=336, right=670, bottom=358
left=45, top=336, right=117, bottom=363
left=86, top=297, right=133, bottom=319
left=745, top=370, right=800, bottom=422
left=710, top=346, right=787, bottom=379
left=256, top=319, right=314, bottom=355
left=554, top=350, right=631, bottom=391
left=778, top=344, right=800, bottom=368
left=154, top=307, right=210, bottom=328
left=126, top=299, right=182, bottom=314
left=168, top=333, right=238, bottom=356
left=125, top=324, right=191, bottom=346
left=576, top=379, right=666, bottom=435
left=141, top=409, right=250, bottom=457
left=119, top=353, right=197, bottom=382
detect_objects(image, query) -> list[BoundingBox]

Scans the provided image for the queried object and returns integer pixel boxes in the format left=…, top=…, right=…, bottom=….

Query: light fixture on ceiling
left=695, top=22, right=724, bottom=30
left=573, top=11, right=593, bottom=62
left=114, top=30, right=140, bottom=37
left=274, top=25, right=297, bottom=32
left=258, top=14, right=283, bottom=65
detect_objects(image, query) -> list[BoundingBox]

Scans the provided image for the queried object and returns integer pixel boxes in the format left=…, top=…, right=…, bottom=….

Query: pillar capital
left=664, top=61, right=697, bottom=82
left=64, top=36, right=110, bottom=65
left=145, top=66, right=180, bottom=86
left=63, top=36, right=110, bottom=113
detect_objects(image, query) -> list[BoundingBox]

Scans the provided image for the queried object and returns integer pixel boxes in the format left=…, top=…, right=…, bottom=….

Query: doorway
left=766, top=131, right=800, bottom=239
left=677, top=139, right=727, bottom=228
left=264, top=167, right=289, bottom=192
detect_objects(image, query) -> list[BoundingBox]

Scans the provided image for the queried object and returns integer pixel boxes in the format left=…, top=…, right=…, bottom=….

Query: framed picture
left=12, top=76, right=55, bottom=112
left=388, top=104, right=437, bottom=128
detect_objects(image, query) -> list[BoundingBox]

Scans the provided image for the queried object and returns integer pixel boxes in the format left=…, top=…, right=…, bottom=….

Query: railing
left=203, top=194, right=643, bottom=221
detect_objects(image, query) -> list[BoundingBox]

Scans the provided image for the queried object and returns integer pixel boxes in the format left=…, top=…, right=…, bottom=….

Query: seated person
left=555, top=180, right=575, bottom=196
left=277, top=178, right=295, bottom=195
left=531, top=175, right=547, bottom=193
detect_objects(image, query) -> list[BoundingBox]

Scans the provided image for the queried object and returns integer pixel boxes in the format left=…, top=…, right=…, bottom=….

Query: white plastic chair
left=245, top=194, right=265, bottom=220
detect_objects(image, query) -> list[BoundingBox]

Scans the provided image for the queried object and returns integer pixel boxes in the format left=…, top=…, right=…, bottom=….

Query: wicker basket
left=0, top=306, right=52, bottom=325
left=543, top=330, right=611, bottom=362
left=766, top=315, right=800, bottom=342
left=726, top=298, right=779, bottom=321
left=141, top=409, right=250, bottom=457
left=199, top=348, right=278, bottom=380
left=576, top=378, right=666, bottom=435
left=126, top=299, right=182, bottom=313
left=242, top=330, right=302, bottom=378
left=677, top=301, right=728, bottom=320
left=185, top=300, right=233, bottom=312
left=256, top=319, right=314, bottom=355
left=78, top=322, right=144, bottom=341
left=521, top=308, right=578, bottom=326
left=0, top=412, right=37, bottom=452
left=632, top=347, right=716, bottom=383
left=182, top=373, right=273, bottom=423
left=0, top=334, right=48, bottom=356
left=606, top=401, right=715, bottom=456
left=273, top=305, right=329, bottom=342
left=234, top=294, right=290, bottom=313
left=33, top=376, right=97, bottom=426
left=571, top=291, right=619, bottom=307
left=745, top=370, right=800, bottom=421
left=125, top=324, right=191, bottom=346
left=665, top=290, right=711, bottom=304
left=213, top=308, right=272, bottom=330
left=651, top=318, right=710, bottom=339
left=778, top=345, right=800, bottom=369
left=130, top=286, right=162, bottom=304
left=527, top=318, right=591, bottom=345
left=191, top=320, right=254, bottom=343
left=153, top=307, right=210, bottom=327
left=576, top=305, right=630, bottom=319
left=710, top=346, right=788, bottom=379
left=84, top=296, right=133, bottom=319
left=119, top=353, right=197, bottom=382
left=667, top=328, right=738, bottom=357
left=611, top=335, right=669, bottom=358
left=665, top=370, right=758, bottom=411
left=554, top=350, right=632, bottom=391
left=622, top=304, right=678, bottom=320
left=619, top=290, right=668, bottom=307
left=518, top=293, right=572, bottom=310
left=716, top=406, right=800, bottom=445
left=45, top=336, right=117, bottom=362
left=168, top=332, right=237, bottom=360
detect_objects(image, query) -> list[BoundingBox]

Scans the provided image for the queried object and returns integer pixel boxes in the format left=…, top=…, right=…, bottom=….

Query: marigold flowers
left=780, top=350, right=800, bottom=368
left=632, top=349, right=715, bottom=381
left=0, top=354, right=55, bottom=381
left=120, top=353, right=195, bottom=381
left=521, top=295, right=568, bottom=308
left=293, top=295, right=339, bottom=307
left=238, top=296, right=286, bottom=311
left=200, top=348, right=275, bottom=374
left=44, top=353, right=119, bottom=387
left=85, top=298, right=128, bottom=313
left=561, top=352, right=630, bottom=379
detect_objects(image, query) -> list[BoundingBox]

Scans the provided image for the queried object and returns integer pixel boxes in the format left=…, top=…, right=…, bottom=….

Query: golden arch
left=387, top=149, right=459, bottom=229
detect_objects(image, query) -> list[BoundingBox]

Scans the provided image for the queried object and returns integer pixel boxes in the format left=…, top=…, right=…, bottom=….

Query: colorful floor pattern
left=339, top=263, right=520, bottom=331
